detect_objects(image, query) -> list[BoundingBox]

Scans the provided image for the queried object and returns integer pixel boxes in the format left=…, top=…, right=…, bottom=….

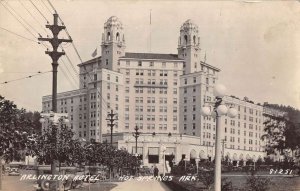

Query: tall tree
left=0, top=96, right=38, bottom=190
left=261, top=113, right=300, bottom=159
left=28, top=119, right=83, bottom=166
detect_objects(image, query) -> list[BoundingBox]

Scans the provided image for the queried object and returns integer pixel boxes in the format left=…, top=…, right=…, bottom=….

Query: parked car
left=8, top=168, right=20, bottom=176
left=34, top=165, right=83, bottom=191
left=5, top=167, right=11, bottom=174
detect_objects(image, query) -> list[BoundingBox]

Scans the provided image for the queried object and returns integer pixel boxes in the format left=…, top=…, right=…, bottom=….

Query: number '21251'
left=269, top=169, right=293, bottom=175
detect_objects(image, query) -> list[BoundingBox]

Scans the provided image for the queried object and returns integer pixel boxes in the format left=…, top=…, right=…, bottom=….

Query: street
left=2, top=171, right=36, bottom=191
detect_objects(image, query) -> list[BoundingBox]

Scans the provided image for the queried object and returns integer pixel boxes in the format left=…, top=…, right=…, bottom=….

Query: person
left=154, top=165, right=159, bottom=177
left=150, top=166, right=154, bottom=176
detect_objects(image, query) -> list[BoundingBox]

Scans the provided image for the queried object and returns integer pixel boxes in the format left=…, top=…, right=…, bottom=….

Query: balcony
left=134, top=82, right=168, bottom=88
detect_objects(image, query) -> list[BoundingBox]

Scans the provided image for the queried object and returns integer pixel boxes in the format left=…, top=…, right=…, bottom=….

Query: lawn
left=73, top=182, right=118, bottom=191
left=164, top=172, right=300, bottom=191
left=223, top=172, right=300, bottom=191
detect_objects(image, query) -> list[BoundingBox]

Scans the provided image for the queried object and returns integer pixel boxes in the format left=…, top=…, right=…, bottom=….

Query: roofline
left=200, top=61, right=220, bottom=72
left=119, top=57, right=184, bottom=62
left=78, top=56, right=101, bottom=66
left=42, top=89, right=87, bottom=99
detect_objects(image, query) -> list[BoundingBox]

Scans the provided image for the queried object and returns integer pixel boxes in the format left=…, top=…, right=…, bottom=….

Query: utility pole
left=38, top=13, right=72, bottom=191
left=106, top=110, right=117, bottom=145
left=132, top=126, right=140, bottom=154
left=38, top=13, right=72, bottom=113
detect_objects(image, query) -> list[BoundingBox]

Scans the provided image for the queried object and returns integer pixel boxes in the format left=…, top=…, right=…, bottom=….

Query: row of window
left=224, top=118, right=262, bottom=126
left=125, top=87, right=177, bottom=94
left=125, top=69, right=180, bottom=77
left=183, top=96, right=197, bottom=103
left=237, top=106, right=262, bottom=116
left=106, top=83, right=119, bottom=91
left=125, top=123, right=178, bottom=131
left=125, top=61, right=179, bottom=68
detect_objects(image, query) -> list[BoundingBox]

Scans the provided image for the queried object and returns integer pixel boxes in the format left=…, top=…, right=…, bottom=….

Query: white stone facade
left=42, top=16, right=268, bottom=165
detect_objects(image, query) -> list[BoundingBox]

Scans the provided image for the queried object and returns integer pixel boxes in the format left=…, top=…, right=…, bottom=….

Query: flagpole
left=149, top=9, right=152, bottom=53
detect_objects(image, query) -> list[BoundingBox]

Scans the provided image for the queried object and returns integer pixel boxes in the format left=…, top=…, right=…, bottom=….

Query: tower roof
left=180, top=19, right=198, bottom=32
left=104, top=16, right=123, bottom=29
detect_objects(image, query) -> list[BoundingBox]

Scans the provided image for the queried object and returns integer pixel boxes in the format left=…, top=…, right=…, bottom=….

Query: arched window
left=184, top=35, right=188, bottom=45
left=193, top=35, right=196, bottom=45
left=107, top=32, right=111, bottom=41
left=116, top=32, right=120, bottom=41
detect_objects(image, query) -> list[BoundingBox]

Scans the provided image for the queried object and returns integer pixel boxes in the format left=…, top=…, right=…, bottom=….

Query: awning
left=166, top=147, right=175, bottom=155
left=148, top=147, right=159, bottom=155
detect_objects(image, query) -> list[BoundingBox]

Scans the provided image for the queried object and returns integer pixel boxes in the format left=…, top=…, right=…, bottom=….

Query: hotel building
left=42, top=16, right=268, bottom=169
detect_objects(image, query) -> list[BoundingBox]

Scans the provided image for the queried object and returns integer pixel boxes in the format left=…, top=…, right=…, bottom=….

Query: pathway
left=111, top=178, right=172, bottom=191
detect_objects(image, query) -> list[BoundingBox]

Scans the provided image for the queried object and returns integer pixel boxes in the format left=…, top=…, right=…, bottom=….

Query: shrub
left=244, top=173, right=271, bottom=191
left=221, top=178, right=233, bottom=191
left=198, top=170, right=214, bottom=190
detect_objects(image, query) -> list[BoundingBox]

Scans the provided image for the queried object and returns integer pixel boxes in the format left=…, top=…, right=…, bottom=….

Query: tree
left=0, top=96, right=39, bottom=190
left=28, top=119, right=83, bottom=166
left=261, top=113, right=300, bottom=159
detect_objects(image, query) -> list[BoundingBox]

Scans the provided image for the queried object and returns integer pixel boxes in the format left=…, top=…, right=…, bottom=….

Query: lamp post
left=161, top=145, right=166, bottom=176
left=132, top=126, right=140, bottom=155
left=201, top=84, right=237, bottom=191
left=221, top=139, right=226, bottom=162
left=195, top=158, right=200, bottom=175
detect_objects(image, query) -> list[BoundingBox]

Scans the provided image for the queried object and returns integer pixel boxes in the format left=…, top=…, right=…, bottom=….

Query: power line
left=58, top=65, right=77, bottom=89
left=0, top=26, right=38, bottom=43
left=3, top=0, right=41, bottom=37
left=18, top=0, right=49, bottom=36
left=29, top=0, right=49, bottom=23
left=39, top=0, right=53, bottom=16
left=0, top=71, right=52, bottom=85
left=0, top=71, right=45, bottom=74
left=0, top=1, right=37, bottom=39
left=60, top=59, right=78, bottom=83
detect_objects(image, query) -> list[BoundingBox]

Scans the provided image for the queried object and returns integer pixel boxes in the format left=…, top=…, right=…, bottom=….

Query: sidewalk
left=111, top=179, right=171, bottom=191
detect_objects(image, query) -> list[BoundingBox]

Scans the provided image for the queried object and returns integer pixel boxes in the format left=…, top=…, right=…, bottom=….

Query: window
left=148, top=148, right=159, bottom=163
left=162, top=62, right=166, bottom=68
left=138, top=61, right=142, bottom=66
left=173, top=98, right=177, bottom=104
left=173, top=79, right=178, bottom=86
left=173, top=88, right=177, bottom=94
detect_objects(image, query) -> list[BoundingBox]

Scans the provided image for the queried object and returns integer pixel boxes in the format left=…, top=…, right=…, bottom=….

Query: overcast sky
left=0, top=0, right=300, bottom=111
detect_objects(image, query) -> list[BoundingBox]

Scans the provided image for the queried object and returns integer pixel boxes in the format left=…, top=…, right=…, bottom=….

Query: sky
left=0, top=0, right=300, bottom=111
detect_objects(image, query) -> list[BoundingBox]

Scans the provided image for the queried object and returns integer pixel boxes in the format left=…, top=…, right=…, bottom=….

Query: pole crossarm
left=106, top=110, right=117, bottom=144
left=44, top=51, right=65, bottom=62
